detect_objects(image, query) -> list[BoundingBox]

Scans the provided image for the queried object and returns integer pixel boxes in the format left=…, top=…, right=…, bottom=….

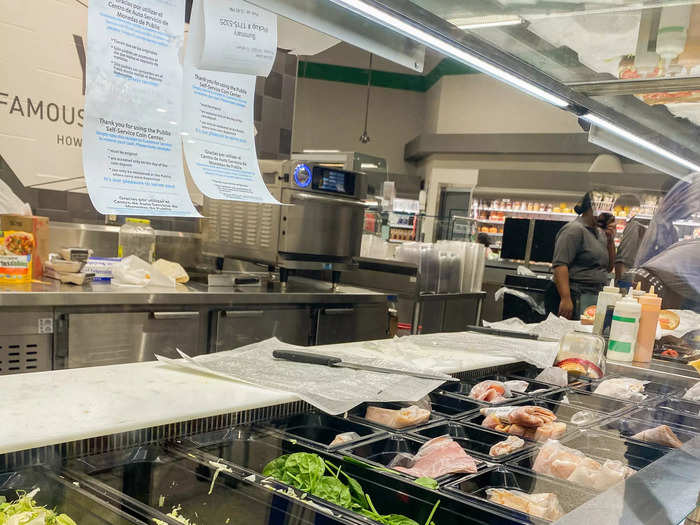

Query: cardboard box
left=0, top=215, right=49, bottom=278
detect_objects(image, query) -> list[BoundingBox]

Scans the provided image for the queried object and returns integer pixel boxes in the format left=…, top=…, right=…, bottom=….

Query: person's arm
left=553, top=265, right=574, bottom=319
left=604, top=222, right=616, bottom=272
left=614, top=262, right=628, bottom=281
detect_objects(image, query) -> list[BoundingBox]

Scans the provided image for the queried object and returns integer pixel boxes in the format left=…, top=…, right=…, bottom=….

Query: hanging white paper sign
left=83, top=0, right=200, bottom=216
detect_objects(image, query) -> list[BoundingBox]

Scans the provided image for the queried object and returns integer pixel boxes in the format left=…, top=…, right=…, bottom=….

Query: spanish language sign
left=182, top=0, right=279, bottom=204
left=83, top=0, right=200, bottom=216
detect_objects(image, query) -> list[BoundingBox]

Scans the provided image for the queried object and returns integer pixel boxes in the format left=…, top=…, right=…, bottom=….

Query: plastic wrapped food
left=469, top=380, right=510, bottom=403
left=486, top=488, right=564, bottom=521
left=533, top=440, right=634, bottom=491
left=631, top=425, right=683, bottom=448
left=570, top=410, right=598, bottom=426
left=535, top=367, right=569, bottom=387
left=489, top=435, right=525, bottom=457
left=392, top=436, right=478, bottom=478
left=364, top=405, right=430, bottom=429
left=503, top=380, right=529, bottom=393
left=594, top=377, right=648, bottom=401
left=555, top=332, right=606, bottom=379
left=330, top=432, right=361, bottom=447
left=683, top=382, right=700, bottom=402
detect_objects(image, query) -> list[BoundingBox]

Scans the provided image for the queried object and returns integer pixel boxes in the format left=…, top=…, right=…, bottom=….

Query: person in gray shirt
left=615, top=218, right=647, bottom=281
left=545, top=192, right=615, bottom=319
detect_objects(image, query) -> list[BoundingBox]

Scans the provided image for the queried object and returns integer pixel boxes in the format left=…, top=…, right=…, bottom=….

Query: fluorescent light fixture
left=303, top=149, right=341, bottom=153
left=361, top=162, right=379, bottom=169
left=155, top=108, right=167, bottom=113
left=329, top=0, right=569, bottom=108
left=582, top=113, right=700, bottom=173
left=452, top=15, right=523, bottom=30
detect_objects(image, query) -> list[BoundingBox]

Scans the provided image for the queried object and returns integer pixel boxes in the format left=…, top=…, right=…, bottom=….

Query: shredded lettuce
left=0, top=489, right=77, bottom=525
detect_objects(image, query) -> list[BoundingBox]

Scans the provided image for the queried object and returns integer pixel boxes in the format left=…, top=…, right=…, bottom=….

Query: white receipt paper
left=82, top=0, right=199, bottom=217
left=199, top=0, right=277, bottom=77
left=183, top=0, right=279, bottom=204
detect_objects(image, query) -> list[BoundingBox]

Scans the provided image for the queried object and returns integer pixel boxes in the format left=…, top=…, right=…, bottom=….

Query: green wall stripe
left=297, top=58, right=477, bottom=92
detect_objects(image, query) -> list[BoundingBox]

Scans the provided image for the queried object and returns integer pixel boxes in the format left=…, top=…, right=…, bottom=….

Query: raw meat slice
left=393, top=436, right=478, bottom=478
left=533, top=422, right=567, bottom=441
left=469, top=381, right=509, bottom=403
left=364, top=405, right=430, bottom=429
left=486, top=488, right=564, bottom=521
left=508, top=406, right=557, bottom=427
left=631, top=425, right=683, bottom=448
left=329, top=432, right=360, bottom=447
left=533, top=440, right=634, bottom=491
left=489, top=435, right=525, bottom=457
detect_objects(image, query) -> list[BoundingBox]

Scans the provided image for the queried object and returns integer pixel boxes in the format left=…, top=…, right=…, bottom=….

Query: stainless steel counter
left=0, top=277, right=386, bottom=307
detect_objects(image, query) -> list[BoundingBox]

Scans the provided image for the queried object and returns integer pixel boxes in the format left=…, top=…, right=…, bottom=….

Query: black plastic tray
left=574, top=376, right=678, bottom=402
left=508, top=366, right=588, bottom=387
left=66, top=440, right=356, bottom=525
left=656, top=397, right=700, bottom=417
left=338, top=433, right=485, bottom=483
left=596, top=416, right=698, bottom=449
left=0, top=466, right=145, bottom=525
left=410, top=420, right=537, bottom=463
left=446, top=466, right=597, bottom=522
left=348, top=402, right=443, bottom=432
left=627, top=406, right=700, bottom=433
left=262, top=412, right=385, bottom=449
left=462, top=398, right=607, bottom=441
left=180, top=427, right=532, bottom=525
left=538, top=389, right=635, bottom=415
left=428, top=392, right=482, bottom=418
left=509, top=429, right=653, bottom=473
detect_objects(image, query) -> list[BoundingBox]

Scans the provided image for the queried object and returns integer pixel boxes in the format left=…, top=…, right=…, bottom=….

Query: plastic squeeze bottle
left=593, top=279, right=622, bottom=336
left=607, top=288, right=642, bottom=362
left=630, top=281, right=646, bottom=301
left=635, top=286, right=662, bottom=363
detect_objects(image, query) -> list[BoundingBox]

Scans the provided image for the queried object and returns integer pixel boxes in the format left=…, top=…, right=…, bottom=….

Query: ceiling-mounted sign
left=82, top=0, right=200, bottom=216
left=182, top=0, right=280, bottom=204
left=198, top=0, right=277, bottom=77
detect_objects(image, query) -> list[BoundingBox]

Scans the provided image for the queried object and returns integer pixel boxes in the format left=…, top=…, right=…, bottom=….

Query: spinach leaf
left=339, top=472, right=368, bottom=510
left=311, top=476, right=353, bottom=509
left=262, top=454, right=289, bottom=480
left=414, top=477, right=438, bottom=490
left=283, top=453, right=326, bottom=491
left=383, top=515, right=420, bottom=525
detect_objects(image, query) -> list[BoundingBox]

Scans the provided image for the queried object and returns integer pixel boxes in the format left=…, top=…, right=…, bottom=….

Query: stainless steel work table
left=0, top=277, right=389, bottom=372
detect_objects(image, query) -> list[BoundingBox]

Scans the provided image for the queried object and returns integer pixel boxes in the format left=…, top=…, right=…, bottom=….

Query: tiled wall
left=0, top=51, right=297, bottom=231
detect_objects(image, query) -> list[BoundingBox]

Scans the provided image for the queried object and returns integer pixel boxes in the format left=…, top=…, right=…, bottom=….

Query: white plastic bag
left=494, top=287, right=546, bottom=316
left=683, top=382, right=700, bottom=402
left=594, top=377, right=649, bottom=401
left=111, top=255, right=175, bottom=288
left=535, top=367, right=568, bottom=387
left=152, top=259, right=189, bottom=283
left=0, top=179, right=31, bottom=215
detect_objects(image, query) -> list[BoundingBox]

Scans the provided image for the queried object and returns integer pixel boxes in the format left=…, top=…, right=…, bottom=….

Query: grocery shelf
left=388, top=224, right=415, bottom=230
left=475, top=219, right=505, bottom=224
left=474, top=208, right=577, bottom=216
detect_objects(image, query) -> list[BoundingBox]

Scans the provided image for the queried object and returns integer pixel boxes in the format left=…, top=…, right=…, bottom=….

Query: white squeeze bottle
left=593, top=279, right=621, bottom=336
left=607, top=288, right=642, bottom=362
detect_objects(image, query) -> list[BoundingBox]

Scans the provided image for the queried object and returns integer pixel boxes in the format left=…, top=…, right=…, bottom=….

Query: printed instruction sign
left=82, top=0, right=200, bottom=216
left=199, top=0, right=277, bottom=77
left=182, top=0, right=280, bottom=204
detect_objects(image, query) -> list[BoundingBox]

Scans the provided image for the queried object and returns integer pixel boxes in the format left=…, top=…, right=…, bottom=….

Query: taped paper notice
left=183, top=0, right=280, bottom=204
left=199, top=0, right=277, bottom=76
left=82, top=0, right=199, bottom=217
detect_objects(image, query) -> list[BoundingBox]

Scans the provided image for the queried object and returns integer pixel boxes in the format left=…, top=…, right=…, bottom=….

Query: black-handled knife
left=272, top=350, right=457, bottom=382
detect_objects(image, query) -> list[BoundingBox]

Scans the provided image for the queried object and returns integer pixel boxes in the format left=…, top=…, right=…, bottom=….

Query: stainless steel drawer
left=315, top=303, right=388, bottom=345
left=0, top=311, right=53, bottom=375
left=66, top=310, right=203, bottom=369
left=215, top=306, right=311, bottom=351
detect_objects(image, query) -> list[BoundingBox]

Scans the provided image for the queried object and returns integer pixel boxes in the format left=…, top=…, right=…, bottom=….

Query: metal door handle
left=225, top=310, right=265, bottom=318
left=290, top=192, right=367, bottom=208
left=152, top=311, right=200, bottom=320
left=322, top=307, right=355, bottom=316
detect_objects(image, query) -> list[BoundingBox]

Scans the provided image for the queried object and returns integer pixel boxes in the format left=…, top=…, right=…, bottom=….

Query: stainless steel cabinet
left=315, top=304, right=388, bottom=345
left=214, top=306, right=312, bottom=351
left=0, top=310, right=52, bottom=374
left=62, top=310, right=204, bottom=369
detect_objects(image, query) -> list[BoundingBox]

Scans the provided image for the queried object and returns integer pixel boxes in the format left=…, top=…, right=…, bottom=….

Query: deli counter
left=0, top=332, right=698, bottom=525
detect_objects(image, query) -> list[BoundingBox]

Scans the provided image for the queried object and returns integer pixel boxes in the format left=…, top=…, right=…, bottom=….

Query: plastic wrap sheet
left=485, top=313, right=586, bottom=341
left=494, top=287, right=546, bottom=316
left=156, top=338, right=450, bottom=415
left=401, top=331, right=559, bottom=369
